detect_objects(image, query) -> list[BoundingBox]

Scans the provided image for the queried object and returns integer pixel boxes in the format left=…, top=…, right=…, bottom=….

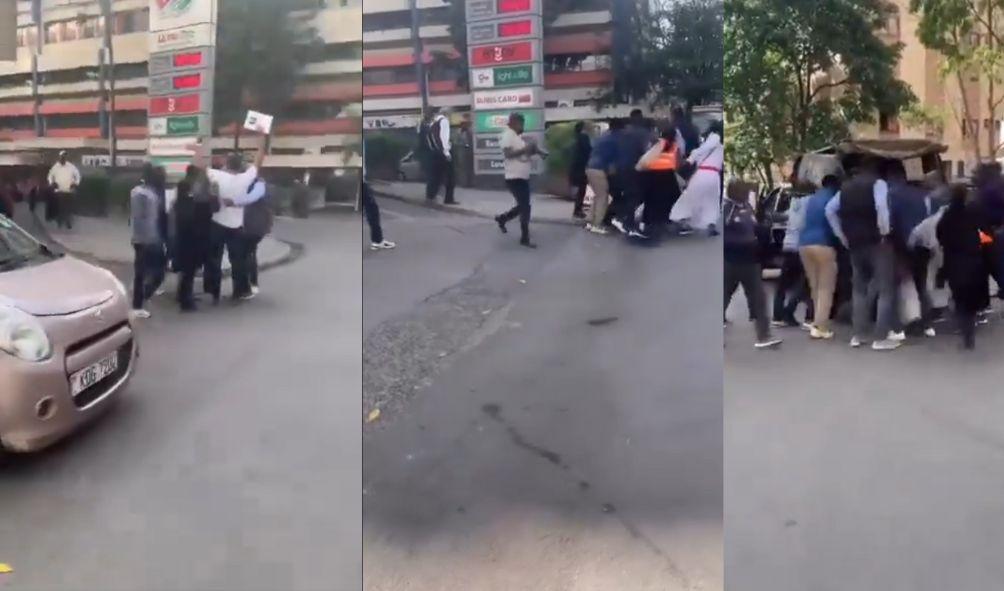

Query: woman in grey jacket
left=130, top=164, right=167, bottom=318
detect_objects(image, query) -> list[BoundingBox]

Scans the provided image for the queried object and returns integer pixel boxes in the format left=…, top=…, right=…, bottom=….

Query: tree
left=213, top=0, right=324, bottom=148
left=910, top=0, right=1004, bottom=160
left=724, top=0, right=915, bottom=186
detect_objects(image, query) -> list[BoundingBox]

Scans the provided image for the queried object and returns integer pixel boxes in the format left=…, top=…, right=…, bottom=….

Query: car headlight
left=100, top=268, right=128, bottom=298
left=0, top=304, right=52, bottom=362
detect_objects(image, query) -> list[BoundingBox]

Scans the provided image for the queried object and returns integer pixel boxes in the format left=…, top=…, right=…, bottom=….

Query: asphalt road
left=0, top=212, right=362, bottom=591
left=726, top=287, right=1004, bottom=591
left=363, top=199, right=723, bottom=590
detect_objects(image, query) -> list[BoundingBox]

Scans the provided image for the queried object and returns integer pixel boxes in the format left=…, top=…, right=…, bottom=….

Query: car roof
left=811, top=139, right=947, bottom=160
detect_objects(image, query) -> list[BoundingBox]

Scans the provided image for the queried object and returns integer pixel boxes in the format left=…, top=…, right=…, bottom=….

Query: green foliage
left=214, top=0, right=325, bottom=139
left=544, top=123, right=577, bottom=177
left=364, top=133, right=412, bottom=180
left=725, top=0, right=915, bottom=186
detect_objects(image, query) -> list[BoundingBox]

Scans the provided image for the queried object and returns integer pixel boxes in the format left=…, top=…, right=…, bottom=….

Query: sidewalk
left=34, top=210, right=292, bottom=270
left=369, top=181, right=580, bottom=225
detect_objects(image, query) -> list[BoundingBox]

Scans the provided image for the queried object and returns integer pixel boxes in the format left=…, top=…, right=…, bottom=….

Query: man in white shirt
left=494, top=112, right=539, bottom=248
left=47, top=151, right=81, bottom=229
left=191, top=135, right=266, bottom=302
left=424, top=107, right=457, bottom=205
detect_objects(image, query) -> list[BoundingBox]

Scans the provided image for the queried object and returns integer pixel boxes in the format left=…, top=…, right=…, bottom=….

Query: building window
left=879, top=112, right=899, bottom=134
left=45, top=21, right=64, bottom=44
left=957, top=161, right=965, bottom=178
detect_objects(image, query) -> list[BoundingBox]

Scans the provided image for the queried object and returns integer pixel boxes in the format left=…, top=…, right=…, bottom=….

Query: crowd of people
left=726, top=158, right=1004, bottom=352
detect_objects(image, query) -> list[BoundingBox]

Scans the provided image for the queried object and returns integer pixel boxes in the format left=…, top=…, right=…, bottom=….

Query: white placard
left=243, top=110, right=274, bottom=134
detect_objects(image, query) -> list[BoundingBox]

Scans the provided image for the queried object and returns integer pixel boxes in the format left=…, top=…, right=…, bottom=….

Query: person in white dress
left=670, top=121, right=724, bottom=235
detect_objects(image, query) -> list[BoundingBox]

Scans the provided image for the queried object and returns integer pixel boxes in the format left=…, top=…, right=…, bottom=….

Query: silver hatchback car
left=0, top=214, right=138, bottom=454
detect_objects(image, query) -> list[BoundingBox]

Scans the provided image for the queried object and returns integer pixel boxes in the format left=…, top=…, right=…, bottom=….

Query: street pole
left=100, top=0, right=117, bottom=173
left=410, top=0, right=428, bottom=113
left=31, top=0, right=41, bottom=137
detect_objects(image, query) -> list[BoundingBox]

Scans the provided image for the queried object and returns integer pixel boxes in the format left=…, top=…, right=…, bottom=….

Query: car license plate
left=70, top=353, right=118, bottom=396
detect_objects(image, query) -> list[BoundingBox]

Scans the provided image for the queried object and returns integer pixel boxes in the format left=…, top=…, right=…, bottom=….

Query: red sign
left=498, top=19, right=532, bottom=37
left=498, top=0, right=531, bottom=13
left=173, top=73, right=202, bottom=90
left=470, top=41, right=534, bottom=67
left=149, top=93, right=201, bottom=116
left=174, top=51, right=204, bottom=68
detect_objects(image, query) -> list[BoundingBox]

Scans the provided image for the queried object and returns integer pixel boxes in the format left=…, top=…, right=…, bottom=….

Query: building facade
left=0, top=0, right=363, bottom=169
left=361, top=0, right=632, bottom=132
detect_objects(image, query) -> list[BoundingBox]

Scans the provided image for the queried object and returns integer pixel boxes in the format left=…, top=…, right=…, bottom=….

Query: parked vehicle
left=0, top=214, right=138, bottom=455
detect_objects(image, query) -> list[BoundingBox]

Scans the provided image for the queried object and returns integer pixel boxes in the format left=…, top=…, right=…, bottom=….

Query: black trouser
left=245, top=233, right=262, bottom=287
left=426, top=154, right=456, bottom=203
left=958, top=309, right=976, bottom=349
left=501, top=179, right=531, bottom=241
left=773, top=251, right=810, bottom=323
left=55, top=191, right=73, bottom=228
left=642, top=170, right=681, bottom=238
left=615, top=170, right=642, bottom=230
left=206, top=222, right=248, bottom=300
left=725, top=260, right=770, bottom=342
left=362, top=182, right=383, bottom=244
left=571, top=171, right=587, bottom=215
left=132, top=243, right=165, bottom=310
left=909, top=247, right=934, bottom=330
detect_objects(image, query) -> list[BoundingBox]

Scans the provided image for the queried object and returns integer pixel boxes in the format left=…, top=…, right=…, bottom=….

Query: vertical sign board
left=465, top=0, right=544, bottom=175
left=0, top=0, right=16, bottom=61
left=148, top=0, right=218, bottom=176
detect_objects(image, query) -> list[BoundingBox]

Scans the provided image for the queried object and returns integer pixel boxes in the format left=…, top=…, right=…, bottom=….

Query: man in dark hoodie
left=974, top=163, right=1004, bottom=296
left=611, top=109, right=653, bottom=237
left=886, top=161, right=934, bottom=336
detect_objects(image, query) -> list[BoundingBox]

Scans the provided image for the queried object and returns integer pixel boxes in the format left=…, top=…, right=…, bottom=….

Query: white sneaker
left=888, top=331, right=906, bottom=342
left=588, top=225, right=609, bottom=235
left=872, top=339, right=902, bottom=351
left=850, top=336, right=863, bottom=348
left=154, top=288, right=166, bottom=296
left=628, top=229, right=648, bottom=239
left=611, top=219, right=627, bottom=234
left=810, top=326, right=834, bottom=340
left=251, top=285, right=260, bottom=296
left=754, top=338, right=783, bottom=349
left=370, top=240, right=397, bottom=251
left=924, top=327, right=937, bottom=337
left=132, top=309, right=151, bottom=319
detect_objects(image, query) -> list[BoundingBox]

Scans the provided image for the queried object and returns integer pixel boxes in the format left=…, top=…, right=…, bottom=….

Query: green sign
left=167, top=115, right=201, bottom=135
left=494, top=65, right=534, bottom=87
left=474, top=109, right=544, bottom=133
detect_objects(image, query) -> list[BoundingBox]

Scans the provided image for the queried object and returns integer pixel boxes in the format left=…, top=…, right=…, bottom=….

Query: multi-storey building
left=0, top=0, right=362, bottom=169
left=361, top=0, right=631, bottom=132
left=864, top=0, right=1000, bottom=178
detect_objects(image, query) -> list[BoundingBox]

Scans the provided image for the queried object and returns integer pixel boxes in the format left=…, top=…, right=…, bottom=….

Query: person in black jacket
left=174, top=165, right=215, bottom=311
left=569, top=121, right=592, bottom=219
left=937, top=183, right=989, bottom=350
left=724, top=180, right=782, bottom=349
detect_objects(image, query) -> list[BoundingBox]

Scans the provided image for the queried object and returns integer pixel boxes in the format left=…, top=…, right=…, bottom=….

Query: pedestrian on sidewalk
left=47, top=151, right=80, bottom=230
left=825, top=160, right=901, bottom=351
left=193, top=135, right=267, bottom=303
left=569, top=121, right=592, bottom=219
left=495, top=112, right=541, bottom=248
left=937, top=183, right=989, bottom=350
left=724, top=180, right=781, bottom=349
left=174, top=165, right=216, bottom=311
left=611, top=109, right=652, bottom=236
left=584, top=118, right=623, bottom=235
left=670, top=121, right=724, bottom=236
left=635, top=124, right=683, bottom=240
left=424, top=107, right=457, bottom=205
left=130, top=164, right=167, bottom=319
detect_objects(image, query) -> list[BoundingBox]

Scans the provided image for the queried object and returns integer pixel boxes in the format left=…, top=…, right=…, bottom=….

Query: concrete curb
left=28, top=209, right=303, bottom=276
left=369, top=185, right=581, bottom=227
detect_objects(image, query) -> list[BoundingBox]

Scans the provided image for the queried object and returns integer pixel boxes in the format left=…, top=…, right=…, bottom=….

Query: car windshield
left=0, top=215, right=52, bottom=270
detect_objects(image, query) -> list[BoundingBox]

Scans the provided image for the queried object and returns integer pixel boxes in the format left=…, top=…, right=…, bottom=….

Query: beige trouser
left=585, top=168, right=609, bottom=227
left=800, top=245, right=838, bottom=331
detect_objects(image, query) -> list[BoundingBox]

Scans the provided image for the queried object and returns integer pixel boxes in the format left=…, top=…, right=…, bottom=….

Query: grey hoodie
left=130, top=183, right=163, bottom=246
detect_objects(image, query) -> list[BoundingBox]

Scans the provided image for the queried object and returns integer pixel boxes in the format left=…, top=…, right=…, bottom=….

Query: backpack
left=723, top=199, right=758, bottom=249
left=243, top=179, right=274, bottom=238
